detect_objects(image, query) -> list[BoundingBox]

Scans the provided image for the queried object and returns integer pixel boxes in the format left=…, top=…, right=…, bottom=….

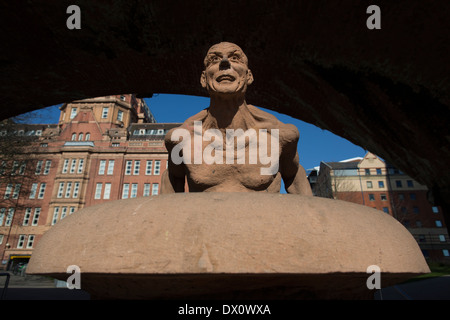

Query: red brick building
left=0, top=94, right=180, bottom=270
left=310, top=152, right=450, bottom=262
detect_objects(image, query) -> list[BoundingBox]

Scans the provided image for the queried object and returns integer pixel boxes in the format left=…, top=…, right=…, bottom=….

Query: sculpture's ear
left=200, top=71, right=207, bottom=88
left=247, top=69, right=254, bottom=85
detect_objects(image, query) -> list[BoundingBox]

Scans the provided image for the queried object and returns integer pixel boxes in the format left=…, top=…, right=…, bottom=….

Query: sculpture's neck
left=205, top=94, right=255, bottom=131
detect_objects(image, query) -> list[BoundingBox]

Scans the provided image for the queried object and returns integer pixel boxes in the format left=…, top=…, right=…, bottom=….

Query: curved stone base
left=27, top=193, right=429, bottom=299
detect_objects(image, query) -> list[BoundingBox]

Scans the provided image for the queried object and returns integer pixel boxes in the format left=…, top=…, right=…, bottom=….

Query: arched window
left=78, top=133, right=84, bottom=141
left=71, top=133, right=76, bottom=141
left=85, top=133, right=91, bottom=141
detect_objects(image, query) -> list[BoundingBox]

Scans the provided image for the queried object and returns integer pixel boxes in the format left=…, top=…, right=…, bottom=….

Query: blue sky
left=20, top=93, right=367, bottom=171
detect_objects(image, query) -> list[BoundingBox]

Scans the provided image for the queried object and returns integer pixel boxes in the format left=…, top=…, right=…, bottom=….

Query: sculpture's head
left=201, top=42, right=254, bottom=96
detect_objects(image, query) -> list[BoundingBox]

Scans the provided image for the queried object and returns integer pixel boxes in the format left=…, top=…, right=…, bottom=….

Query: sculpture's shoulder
left=164, top=109, right=208, bottom=148
left=247, top=105, right=299, bottom=144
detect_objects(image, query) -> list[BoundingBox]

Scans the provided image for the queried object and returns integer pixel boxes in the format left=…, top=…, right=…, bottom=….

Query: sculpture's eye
left=211, top=55, right=221, bottom=63
left=229, top=55, right=240, bottom=62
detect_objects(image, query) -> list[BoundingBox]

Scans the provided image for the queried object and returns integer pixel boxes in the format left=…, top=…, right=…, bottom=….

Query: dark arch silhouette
left=1, top=1, right=449, bottom=230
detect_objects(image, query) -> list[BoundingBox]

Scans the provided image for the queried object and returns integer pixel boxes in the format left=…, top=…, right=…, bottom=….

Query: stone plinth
left=27, top=193, right=429, bottom=299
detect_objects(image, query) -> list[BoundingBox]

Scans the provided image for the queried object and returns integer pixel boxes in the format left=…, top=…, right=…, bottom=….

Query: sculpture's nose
left=219, top=55, right=230, bottom=70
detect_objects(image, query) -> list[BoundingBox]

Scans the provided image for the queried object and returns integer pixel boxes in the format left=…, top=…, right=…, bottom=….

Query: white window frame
left=5, top=208, right=14, bottom=226
left=145, top=160, right=153, bottom=175
left=61, top=207, right=68, bottom=219
left=32, top=208, right=41, bottom=226
left=12, top=184, right=21, bottom=199
left=70, top=159, right=77, bottom=174
left=77, top=159, right=84, bottom=174
left=52, top=207, right=60, bottom=225
left=43, top=160, right=51, bottom=175
left=154, top=160, right=161, bottom=175
left=133, top=161, right=140, bottom=175
left=70, top=107, right=77, bottom=119
left=143, top=183, right=150, bottom=197
left=38, top=183, right=46, bottom=199
left=122, top=184, right=129, bottom=199
left=65, top=182, right=72, bottom=198
left=102, top=107, right=109, bottom=119
left=23, top=208, right=32, bottom=226
left=131, top=183, right=138, bottom=198
left=98, top=160, right=106, bottom=175
left=26, top=235, right=35, bottom=248
left=104, top=183, right=111, bottom=200
left=17, top=234, right=26, bottom=249
left=73, top=182, right=80, bottom=198
left=62, top=159, right=69, bottom=173
left=4, top=184, right=12, bottom=199
left=35, top=160, right=43, bottom=175
left=152, top=183, right=159, bottom=195
left=95, top=183, right=102, bottom=199
left=125, top=161, right=132, bottom=175
left=107, top=160, right=115, bottom=175
left=57, top=182, right=65, bottom=198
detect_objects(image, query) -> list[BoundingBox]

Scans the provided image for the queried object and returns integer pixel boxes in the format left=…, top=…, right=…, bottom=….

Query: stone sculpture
left=162, top=42, right=312, bottom=195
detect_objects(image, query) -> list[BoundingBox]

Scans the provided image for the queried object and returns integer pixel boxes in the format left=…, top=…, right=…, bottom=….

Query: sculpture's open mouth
left=216, top=74, right=236, bottom=82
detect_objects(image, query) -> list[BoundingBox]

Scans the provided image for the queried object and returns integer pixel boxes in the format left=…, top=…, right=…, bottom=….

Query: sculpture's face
left=201, top=42, right=253, bottom=95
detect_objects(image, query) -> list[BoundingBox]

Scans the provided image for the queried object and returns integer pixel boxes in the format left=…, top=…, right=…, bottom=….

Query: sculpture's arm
left=161, top=129, right=187, bottom=193
left=279, top=126, right=313, bottom=196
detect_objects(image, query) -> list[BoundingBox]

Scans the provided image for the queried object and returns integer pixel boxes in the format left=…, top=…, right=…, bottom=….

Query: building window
left=0, top=208, right=5, bottom=226
left=122, top=184, right=129, bottom=199
left=5, top=208, right=14, bottom=226
left=73, top=182, right=80, bottom=198
left=398, top=193, right=405, bottom=201
left=103, top=183, right=111, bottom=199
left=12, top=184, right=21, bottom=199
left=120, top=95, right=126, bottom=101
left=395, top=180, right=402, bottom=188
left=35, top=160, right=43, bottom=175
left=382, top=207, right=389, bottom=214
left=70, top=108, right=77, bottom=119
left=407, top=180, right=414, bottom=188
left=401, top=207, right=407, bottom=214
left=32, top=208, right=41, bottom=226
left=112, top=143, right=120, bottom=147
left=61, top=207, right=68, bottom=219
left=154, top=160, right=161, bottom=175
left=133, top=161, right=140, bottom=175
left=378, top=181, right=385, bottom=188
left=409, top=193, right=417, bottom=200
left=98, top=160, right=106, bottom=175
left=57, top=182, right=65, bottom=198
left=146, top=160, right=153, bottom=175
left=418, top=235, right=426, bottom=242
left=69, top=207, right=76, bottom=215
left=26, top=235, right=35, bottom=248
left=52, top=207, right=60, bottom=225
left=95, top=183, right=102, bottom=199
left=107, top=160, right=115, bottom=175
left=143, top=184, right=150, bottom=197
left=62, top=159, right=69, bottom=173
left=376, top=168, right=382, bottom=175
left=432, top=206, right=439, bottom=213
left=102, top=107, right=109, bottom=119
left=64, top=182, right=72, bottom=198
left=435, top=220, right=443, bottom=227
left=77, top=159, right=84, bottom=174
left=413, top=206, right=419, bottom=214
left=439, top=235, right=446, bottom=242
left=4, top=184, right=12, bottom=199
left=369, top=194, right=375, bottom=201
left=125, top=161, right=132, bottom=175
left=38, top=183, right=46, bottom=199
left=78, top=133, right=84, bottom=141
left=380, top=194, right=387, bottom=201
left=43, top=160, right=51, bottom=175
left=415, top=220, right=422, bottom=227
left=365, top=169, right=371, bottom=175
left=19, top=162, right=27, bottom=175
left=70, top=159, right=77, bottom=174
left=17, top=235, right=26, bottom=249
left=23, top=208, right=32, bottom=226
left=403, top=220, right=410, bottom=228
left=71, top=133, right=77, bottom=141
left=85, top=133, right=91, bottom=141
left=443, top=249, right=450, bottom=257
left=117, top=110, right=124, bottom=122
left=131, top=183, right=138, bottom=198
left=366, top=181, right=373, bottom=189
left=152, top=183, right=159, bottom=195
